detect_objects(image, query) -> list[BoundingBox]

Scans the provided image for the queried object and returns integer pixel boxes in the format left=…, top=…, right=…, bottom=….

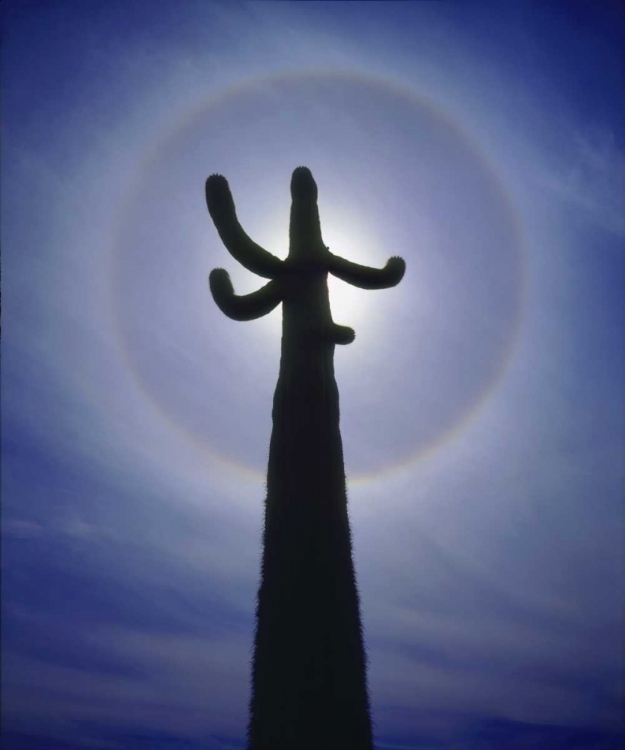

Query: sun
left=245, top=205, right=387, bottom=341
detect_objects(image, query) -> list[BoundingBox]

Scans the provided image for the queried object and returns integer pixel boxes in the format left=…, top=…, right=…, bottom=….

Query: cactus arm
left=327, top=253, right=406, bottom=289
left=206, top=175, right=284, bottom=279
left=332, top=324, right=356, bottom=345
left=305, top=324, right=355, bottom=346
left=209, top=268, right=283, bottom=321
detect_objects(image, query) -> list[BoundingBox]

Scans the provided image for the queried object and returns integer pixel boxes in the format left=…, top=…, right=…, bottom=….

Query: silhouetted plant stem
left=206, top=167, right=405, bottom=749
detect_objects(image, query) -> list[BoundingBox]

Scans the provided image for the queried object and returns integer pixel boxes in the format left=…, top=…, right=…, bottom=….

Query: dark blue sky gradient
left=2, top=2, right=624, bottom=748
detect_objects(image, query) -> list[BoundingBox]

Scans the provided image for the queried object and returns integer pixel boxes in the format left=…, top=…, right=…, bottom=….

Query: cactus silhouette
left=206, top=167, right=405, bottom=749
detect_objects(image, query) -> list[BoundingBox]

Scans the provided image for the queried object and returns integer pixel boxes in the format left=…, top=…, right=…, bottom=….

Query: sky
left=1, top=1, right=624, bottom=748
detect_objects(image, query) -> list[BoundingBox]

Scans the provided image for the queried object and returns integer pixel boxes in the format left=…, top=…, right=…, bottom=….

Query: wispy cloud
left=3, top=627, right=250, bottom=737
left=537, top=123, right=625, bottom=236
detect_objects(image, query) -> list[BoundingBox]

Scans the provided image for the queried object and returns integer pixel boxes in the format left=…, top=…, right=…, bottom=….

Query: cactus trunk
left=247, top=289, right=373, bottom=749
left=205, top=167, right=405, bottom=749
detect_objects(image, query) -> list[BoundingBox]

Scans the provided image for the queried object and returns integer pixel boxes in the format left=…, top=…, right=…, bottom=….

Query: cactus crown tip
left=291, top=166, right=317, bottom=199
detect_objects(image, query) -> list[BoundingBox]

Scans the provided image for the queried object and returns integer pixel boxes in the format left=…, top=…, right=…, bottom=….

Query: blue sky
left=1, top=1, right=624, bottom=748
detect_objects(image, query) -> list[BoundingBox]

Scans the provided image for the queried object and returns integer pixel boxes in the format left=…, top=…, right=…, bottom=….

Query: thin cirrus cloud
left=2, top=1, right=623, bottom=749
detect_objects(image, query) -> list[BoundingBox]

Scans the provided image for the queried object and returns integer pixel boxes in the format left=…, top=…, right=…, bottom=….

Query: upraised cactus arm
left=206, top=175, right=284, bottom=279
left=327, top=253, right=406, bottom=289
left=209, top=268, right=283, bottom=321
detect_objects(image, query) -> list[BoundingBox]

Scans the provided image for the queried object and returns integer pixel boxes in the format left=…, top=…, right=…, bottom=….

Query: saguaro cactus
left=206, top=167, right=405, bottom=749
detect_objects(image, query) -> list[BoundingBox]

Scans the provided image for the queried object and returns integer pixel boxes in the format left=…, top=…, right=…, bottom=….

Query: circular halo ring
left=110, top=68, right=526, bottom=486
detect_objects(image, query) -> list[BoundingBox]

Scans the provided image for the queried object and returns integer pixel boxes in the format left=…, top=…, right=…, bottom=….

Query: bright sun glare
left=249, top=207, right=386, bottom=340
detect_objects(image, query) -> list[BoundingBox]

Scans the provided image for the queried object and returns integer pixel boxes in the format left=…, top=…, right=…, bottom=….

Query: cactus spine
left=206, top=167, right=405, bottom=749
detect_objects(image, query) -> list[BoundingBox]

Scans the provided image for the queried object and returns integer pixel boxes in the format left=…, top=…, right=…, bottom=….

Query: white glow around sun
left=251, top=206, right=389, bottom=341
